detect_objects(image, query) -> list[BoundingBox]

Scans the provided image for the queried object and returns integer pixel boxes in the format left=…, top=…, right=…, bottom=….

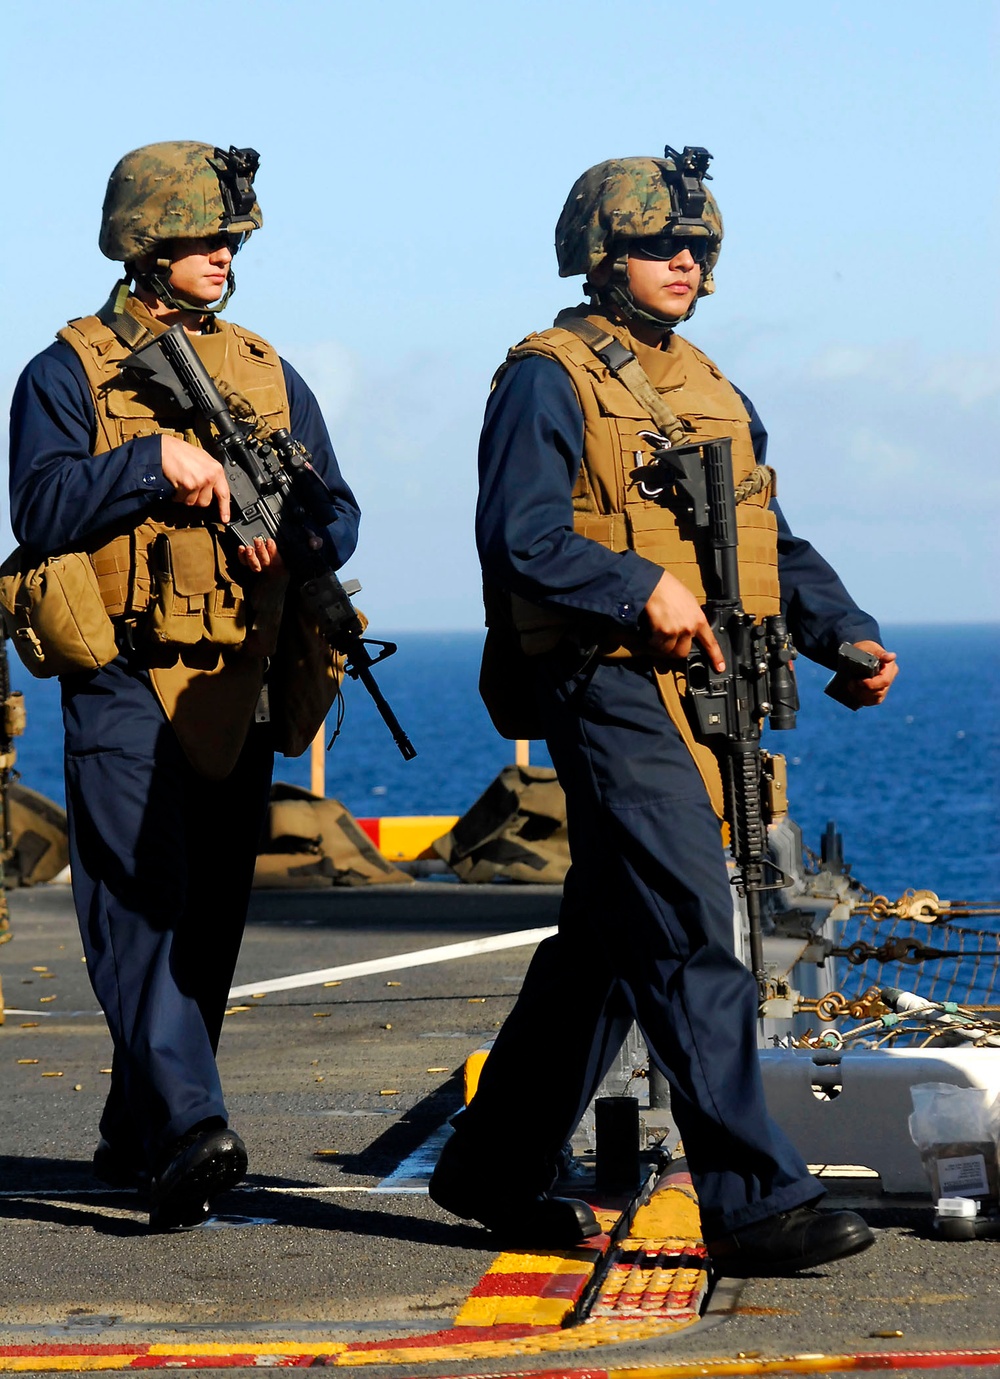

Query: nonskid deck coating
left=3, top=886, right=997, bottom=1375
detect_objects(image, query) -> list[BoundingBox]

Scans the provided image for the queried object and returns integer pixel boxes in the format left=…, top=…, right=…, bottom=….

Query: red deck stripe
left=467, top=1270, right=590, bottom=1299
left=356, top=818, right=380, bottom=845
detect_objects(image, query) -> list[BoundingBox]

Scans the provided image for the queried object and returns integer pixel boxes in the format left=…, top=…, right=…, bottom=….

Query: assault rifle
left=632, top=435, right=797, bottom=1008
left=120, top=324, right=415, bottom=761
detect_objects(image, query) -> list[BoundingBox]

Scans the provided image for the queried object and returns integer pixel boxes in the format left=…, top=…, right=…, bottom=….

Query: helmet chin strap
left=134, top=261, right=237, bottom=316
left=586, top=254, right=698, bottom=331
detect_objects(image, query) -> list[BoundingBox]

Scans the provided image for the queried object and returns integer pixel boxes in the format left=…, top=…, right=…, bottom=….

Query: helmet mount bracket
left=207, top=146, right=261, bottom=233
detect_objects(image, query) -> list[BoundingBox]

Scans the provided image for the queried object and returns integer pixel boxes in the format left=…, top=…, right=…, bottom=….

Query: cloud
left=283, top=341, right=358, bottom=424
left=715, top=338, right=1000, bottom=622
left=285, top=339, right=491, bottom=629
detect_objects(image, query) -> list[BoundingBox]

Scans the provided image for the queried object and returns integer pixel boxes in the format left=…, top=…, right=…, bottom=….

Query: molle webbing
left=553, top=311, right=689, bottom=448
left=556, top=312, right=776, bottom=513
left=504, top=313, right=781, bottom=624
left=57, top=298, right=292, bottom=623
left=57, top=296, right=290, bottom=457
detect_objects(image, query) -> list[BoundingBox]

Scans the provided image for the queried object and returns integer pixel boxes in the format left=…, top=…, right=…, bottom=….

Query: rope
left=734, top=465, right=775, bottom=504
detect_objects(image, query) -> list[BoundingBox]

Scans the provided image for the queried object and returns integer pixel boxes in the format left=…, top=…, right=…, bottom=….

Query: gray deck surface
left=1, top=883, right=998, bottom=1377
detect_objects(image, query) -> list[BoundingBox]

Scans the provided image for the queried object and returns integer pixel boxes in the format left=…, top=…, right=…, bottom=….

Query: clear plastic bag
left=908, top=1082, right=1000, bottom=1202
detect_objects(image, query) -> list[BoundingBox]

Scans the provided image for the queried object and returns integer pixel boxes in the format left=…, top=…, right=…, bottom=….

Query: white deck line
left=228, top=925, right=557, bottom=998
left=3, top=1008, right=102, bottom=1017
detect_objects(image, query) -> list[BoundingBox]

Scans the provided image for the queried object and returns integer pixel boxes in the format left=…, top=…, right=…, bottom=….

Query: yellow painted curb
left=625, top=1182, right=701, bottom=1245
left=377, top=816, right=458, bottom=861
left=454, top=1296, right=577, bottom=1327
left=464, top=1043, right=492, bottom=1104
left=485, top=1252, right=599, bottom=1275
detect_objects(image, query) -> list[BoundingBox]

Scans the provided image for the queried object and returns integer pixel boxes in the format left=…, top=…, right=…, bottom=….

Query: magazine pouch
left=148, top=527, right=247, bottom=648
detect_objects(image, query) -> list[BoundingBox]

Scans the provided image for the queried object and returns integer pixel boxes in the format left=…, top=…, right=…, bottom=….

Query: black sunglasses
left=630, top=235, right=711, bottom=265
left=201, top=231, right=247, bottom=256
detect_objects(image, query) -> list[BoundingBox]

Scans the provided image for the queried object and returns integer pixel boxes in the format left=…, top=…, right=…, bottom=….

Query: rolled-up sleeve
left=476, top=355, right=661, bottom=629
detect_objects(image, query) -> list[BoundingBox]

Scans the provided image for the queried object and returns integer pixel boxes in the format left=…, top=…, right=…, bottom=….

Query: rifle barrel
left=351, top=661, right=417, bottom=761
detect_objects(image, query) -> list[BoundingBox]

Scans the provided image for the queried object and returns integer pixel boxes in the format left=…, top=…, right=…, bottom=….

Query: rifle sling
left=95, top=285, right=157, bottom=351
left=554, top=314, right=689, bottom=448
left=556, top=314, right=774, bottom=503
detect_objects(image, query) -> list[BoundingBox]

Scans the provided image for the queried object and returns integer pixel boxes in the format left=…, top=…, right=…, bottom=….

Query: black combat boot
left=148, top=1122, right=247, bottom=1232
left=429, top=1133, right=600, bottom=1248
left=92, top=1137, right=149, bottom=1190
left=707, top=1204, right=875, bottom=1276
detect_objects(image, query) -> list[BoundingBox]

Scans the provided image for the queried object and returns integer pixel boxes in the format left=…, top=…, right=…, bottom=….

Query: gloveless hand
left=237, top=536, right=285, bottom=576
left=643, top=571, right=726, bottom=671
left=160, top=435, right=231, bottom=524
left=845, top=640, right=898, bottom=706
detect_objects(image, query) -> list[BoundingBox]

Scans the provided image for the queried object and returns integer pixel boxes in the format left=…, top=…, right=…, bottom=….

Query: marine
left=430, top=145, right=899, bottom=1273
left=4, top=141, right=360, bottom=1230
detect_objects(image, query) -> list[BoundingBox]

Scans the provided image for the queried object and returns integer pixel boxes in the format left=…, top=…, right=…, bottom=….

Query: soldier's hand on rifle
left=846, top=640, right=898, bottom=706
left=160, top=435, right=232, bottom=524
left=237, top=536, right=285, bottom=576
left=643, top=571, right=726, bottom=671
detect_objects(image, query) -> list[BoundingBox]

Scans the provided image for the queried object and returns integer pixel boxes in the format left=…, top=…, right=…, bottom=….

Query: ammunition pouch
left=147, top=527, right=247, bottom=648
left=0, top=548, right=119, bottom=679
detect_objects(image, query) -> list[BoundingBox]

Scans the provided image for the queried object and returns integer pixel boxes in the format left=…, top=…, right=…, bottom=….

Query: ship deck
left=1, top=883, right=997, bottom=1378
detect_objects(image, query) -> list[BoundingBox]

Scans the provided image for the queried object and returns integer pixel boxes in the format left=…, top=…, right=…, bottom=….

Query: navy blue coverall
left=466, top=353, right=880, bottom=1238
left=8, top=339, right=360, bottom=1169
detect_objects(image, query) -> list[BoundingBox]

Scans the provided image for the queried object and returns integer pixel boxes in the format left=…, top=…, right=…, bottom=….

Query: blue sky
left=2, top=0, right=997, bottom=629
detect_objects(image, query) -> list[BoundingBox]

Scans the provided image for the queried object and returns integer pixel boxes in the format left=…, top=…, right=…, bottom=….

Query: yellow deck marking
left=0, top=1156, right=711, bottom=1369
left=485, top=1251, right=596, bottom=1274
left=377, top=816, right=458, bottom=860
left=628, top=1184, right=701, bottom=1241
left=463, top=1046, right=491, bottom=1103
left=454, top=1295, right=578, bottom=1327
left=8, top=1348, right=1000, bottom=1375
left=1, top=1362, right=138, bottom=1373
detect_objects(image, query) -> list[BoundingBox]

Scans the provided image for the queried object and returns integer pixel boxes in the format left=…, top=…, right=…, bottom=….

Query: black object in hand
left=823, top=641, right=881, bottom=711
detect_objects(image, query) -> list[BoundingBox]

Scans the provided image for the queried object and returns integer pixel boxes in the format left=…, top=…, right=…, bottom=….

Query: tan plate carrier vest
left=497, top=309, right=781, bottom=818
left=54, top=294, right=316, bottom=780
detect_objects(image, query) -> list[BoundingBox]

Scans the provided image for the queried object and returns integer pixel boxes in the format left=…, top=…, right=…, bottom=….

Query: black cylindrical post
left=595, top=1095, right=640, bottom=1195
left=647, top=1060, right=671, bottom=1111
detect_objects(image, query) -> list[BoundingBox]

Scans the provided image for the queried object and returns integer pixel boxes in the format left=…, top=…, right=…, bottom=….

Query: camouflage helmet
left=99, top=141, right=262, bottom=263
left=556, top=146, right=723, bottom=324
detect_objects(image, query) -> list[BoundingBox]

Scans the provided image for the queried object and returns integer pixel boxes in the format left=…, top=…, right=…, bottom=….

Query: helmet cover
left=99, top=141, right=262, bottom=263
left=555, top=147, right=722, bottom=299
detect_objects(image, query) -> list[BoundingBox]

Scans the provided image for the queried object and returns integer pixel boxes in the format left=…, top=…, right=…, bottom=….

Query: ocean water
left=7, top=625, right=999, bottom=904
